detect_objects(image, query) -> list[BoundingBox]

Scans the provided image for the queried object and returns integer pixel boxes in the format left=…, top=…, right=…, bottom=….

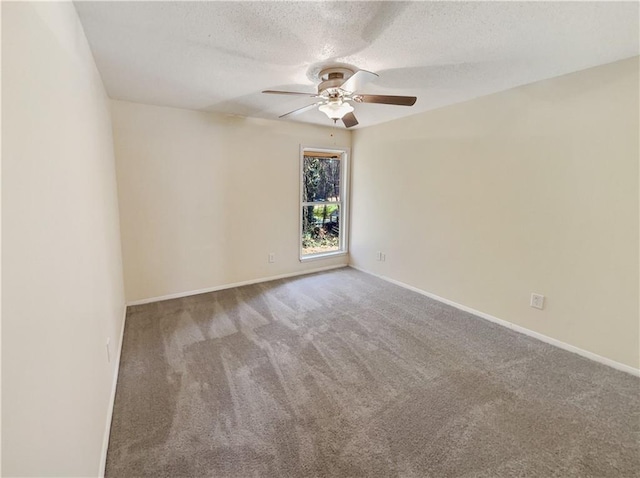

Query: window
left=300, top=147, right=348, bottom=260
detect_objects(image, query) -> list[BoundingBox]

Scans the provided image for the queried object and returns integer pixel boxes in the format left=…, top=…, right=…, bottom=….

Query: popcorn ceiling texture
left=106, top=268, right=640, bottom=477
left=75, top=1, right=638, bottom=128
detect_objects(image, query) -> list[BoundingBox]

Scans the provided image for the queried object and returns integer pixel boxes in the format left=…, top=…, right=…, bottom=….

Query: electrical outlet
left=376, top=251, right=382, bottom=261
left=530, top=293, right=545, bottom=310
left=106, top=338, right=111, bottom=363
left=380, top=253, right=386, bottom=262
left=268, top=252, right=275, bottom=263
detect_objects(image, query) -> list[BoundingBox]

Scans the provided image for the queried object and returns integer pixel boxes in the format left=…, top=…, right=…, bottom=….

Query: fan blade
left=279, top=102, right=320, bottom=118
left=342, top=112, right=358, bottom=128
left=340, top=70, right=379, bottom=93
left=263, top=90, right=318, bottom=97
left=356, top=94, right=417, bottom=106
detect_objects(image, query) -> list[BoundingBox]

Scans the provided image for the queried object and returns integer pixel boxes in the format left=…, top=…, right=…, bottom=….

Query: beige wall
left=2, top=2, right=126, bottom=476
left=351, top=57, right=639, bottom=369
left=111, top=100, right=350, bottom=302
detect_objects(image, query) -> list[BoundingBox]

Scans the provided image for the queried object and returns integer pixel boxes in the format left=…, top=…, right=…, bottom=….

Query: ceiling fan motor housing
left=317, top=67, right=354, bottom=94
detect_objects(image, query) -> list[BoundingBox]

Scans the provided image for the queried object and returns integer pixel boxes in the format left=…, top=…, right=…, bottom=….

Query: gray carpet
left=106, top=267, right=640, bottom=477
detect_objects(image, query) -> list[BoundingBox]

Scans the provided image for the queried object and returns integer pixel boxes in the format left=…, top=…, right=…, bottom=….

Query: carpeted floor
left=106, top=267, right=640, bottom=477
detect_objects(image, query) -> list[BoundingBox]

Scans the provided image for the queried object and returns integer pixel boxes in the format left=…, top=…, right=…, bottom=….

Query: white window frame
left=299, top=145, right=349, bottom=261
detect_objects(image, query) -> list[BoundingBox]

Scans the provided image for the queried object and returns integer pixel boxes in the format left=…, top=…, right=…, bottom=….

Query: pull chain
left=332, top=119, right=338, bottom=146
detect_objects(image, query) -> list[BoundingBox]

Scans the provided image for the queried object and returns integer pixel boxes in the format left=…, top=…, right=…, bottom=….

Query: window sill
left=299, top=250, right=348, bottom=262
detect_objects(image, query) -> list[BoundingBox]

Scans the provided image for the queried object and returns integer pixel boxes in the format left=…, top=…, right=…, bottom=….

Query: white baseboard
left=349, top=265, right=640, bottom=377
left=126, top=264, right=348, bottom=306
left=99, top=305, right=128, bottom=477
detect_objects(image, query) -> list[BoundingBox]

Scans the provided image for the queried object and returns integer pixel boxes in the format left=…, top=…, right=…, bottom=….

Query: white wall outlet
left=376, top=251, right=382, bottom=261
left=380, top=253, right=386, bottom=262
left=530, top=293, right=545, bottom=310
left=106, top=338, right=111, bottom=363
left=268, top=252, right=275, bottom=263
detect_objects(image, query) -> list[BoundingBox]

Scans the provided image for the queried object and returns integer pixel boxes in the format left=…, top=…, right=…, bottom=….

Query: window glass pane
left=303, top=156, right=341, bottom=203
left=302, top=205, right=340, bottom=256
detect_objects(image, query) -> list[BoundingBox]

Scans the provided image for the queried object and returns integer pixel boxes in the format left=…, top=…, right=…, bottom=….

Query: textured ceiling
left=74, top=1, right=639, bottom=129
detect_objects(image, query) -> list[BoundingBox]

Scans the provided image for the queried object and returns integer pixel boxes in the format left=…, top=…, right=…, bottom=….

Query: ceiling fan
left=262, top=67, right=417, bottom=128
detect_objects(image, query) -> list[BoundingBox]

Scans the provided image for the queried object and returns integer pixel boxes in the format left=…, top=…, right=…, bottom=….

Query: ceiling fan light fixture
left=318, top=101, right=354, bottom=120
